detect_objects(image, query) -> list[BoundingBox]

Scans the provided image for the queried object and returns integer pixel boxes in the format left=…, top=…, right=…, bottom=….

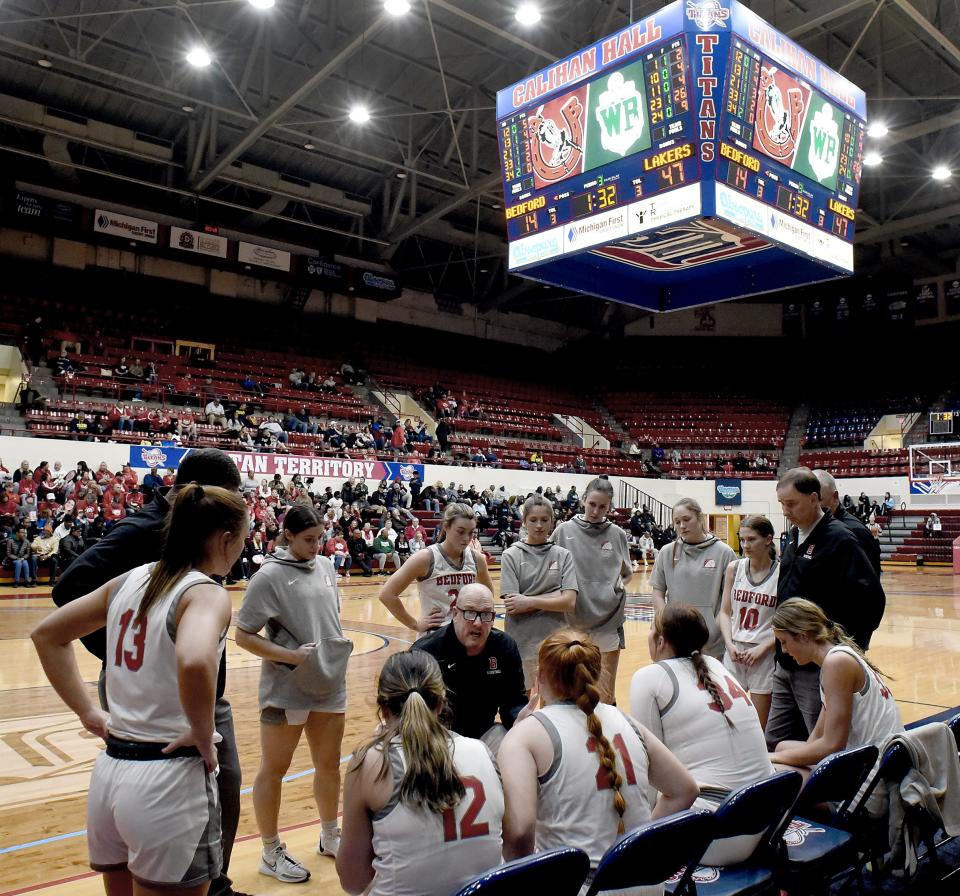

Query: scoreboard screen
left=717, top=37, right=865, bottom=252
left=497, top=35, right=699, bottom=259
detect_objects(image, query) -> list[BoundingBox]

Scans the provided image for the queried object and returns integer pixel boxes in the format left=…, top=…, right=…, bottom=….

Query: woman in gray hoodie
left=551, top=478, right=632, bottom=704
left=651, top=497, right=737, bottom=660
left=501, top=494, right=579, bottom=688
left=236, top=505, right=352, bottom=883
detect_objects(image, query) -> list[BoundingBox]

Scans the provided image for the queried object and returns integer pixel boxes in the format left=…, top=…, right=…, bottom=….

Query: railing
left=618, top=480, right=672, bottom=530
left=368, top=377, right=402, bottom=421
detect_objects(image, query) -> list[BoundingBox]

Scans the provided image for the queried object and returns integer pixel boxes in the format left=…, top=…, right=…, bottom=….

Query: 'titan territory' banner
left=128, top=445, right=422, bottom=482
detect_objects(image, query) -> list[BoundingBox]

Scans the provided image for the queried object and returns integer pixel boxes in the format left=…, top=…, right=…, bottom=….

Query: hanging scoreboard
left=495, top=0, right=868, bottom=311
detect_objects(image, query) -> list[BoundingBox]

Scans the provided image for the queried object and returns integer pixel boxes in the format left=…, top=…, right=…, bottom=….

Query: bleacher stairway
left=878, top=510, right=957, bottom=565
left=780, top=403, right=809, bottom=474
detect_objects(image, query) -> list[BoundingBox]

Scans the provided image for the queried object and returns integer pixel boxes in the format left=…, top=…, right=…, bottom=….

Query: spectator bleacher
left=798, top=448, right=911, bottom=477
left=803, top=396, right=926, bottom=448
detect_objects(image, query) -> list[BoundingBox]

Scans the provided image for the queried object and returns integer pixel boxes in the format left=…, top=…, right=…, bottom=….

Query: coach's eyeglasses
left=455, top=606, right=495, bottom=623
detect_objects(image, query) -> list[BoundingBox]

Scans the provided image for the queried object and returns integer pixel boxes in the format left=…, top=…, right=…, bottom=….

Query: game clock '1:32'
left=571, top=184, right=619, bottom=219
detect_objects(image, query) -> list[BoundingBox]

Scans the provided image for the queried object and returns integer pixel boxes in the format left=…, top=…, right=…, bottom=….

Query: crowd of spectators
left=2, top=453, right=629, bottom=588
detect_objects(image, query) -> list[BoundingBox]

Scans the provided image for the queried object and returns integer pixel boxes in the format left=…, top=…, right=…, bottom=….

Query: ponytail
left=397, top=690, right=464, bottom=814
left=690, top=650, right=734, bottom=729
left=353, top=651, right=464, bottom=815
left=137, top=483, right=248, bottom=624
left=539, top=630, right=628, bottom=835
left=773, top=598, right=890, bottom=680
left=653, top=604, right=735, bottom=728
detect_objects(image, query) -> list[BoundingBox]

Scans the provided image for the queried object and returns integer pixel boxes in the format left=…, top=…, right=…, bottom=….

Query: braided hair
left=653, top=604, right=736, bottom=728
left=538, top=630, right=628, bottom=835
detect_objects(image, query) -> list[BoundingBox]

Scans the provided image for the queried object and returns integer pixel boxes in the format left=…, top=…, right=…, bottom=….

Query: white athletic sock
left=321, top=820, right=339, bottom=838
left=263, top=835, right=281, bottom=855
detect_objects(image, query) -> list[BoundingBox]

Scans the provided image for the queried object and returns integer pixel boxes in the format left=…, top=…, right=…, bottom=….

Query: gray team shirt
left=650, top=535, right=737, bottom=660
left=236, top=547, right=349, bottom=712
left=552, top=516, right=631, bottom=639
left=500, top=541, right=579, bottom=663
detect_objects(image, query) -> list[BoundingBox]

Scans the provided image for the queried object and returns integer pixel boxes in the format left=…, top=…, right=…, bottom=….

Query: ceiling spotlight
left=384, top=0, right=411, bottom=14
left=395, top=171, right=407, bottom=179
left=186, top=46, right=212, bottom=68
left=866, top=122, right=888, bottom=139
left=863, top=151, right=883, bottom=167
left=348, top=104, right=371, bottom=123
left=932, top=165, right=952, bottom=181
left=491, top=202, right=501, bottom=209
left=303, top=141, right=315, bottom=150
left=37, top=57, right=53, bottom=69
left=515, top=3, right=541, bottom=25
left=181, top=104, right=196, bottom=113
left=248, top=0, right=276, bottom=8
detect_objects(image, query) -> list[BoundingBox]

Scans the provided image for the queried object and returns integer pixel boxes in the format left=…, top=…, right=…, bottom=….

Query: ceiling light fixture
left=248, top=0, right=276, bottom=8
left=37, top=57, right=53, bottom=69
left=303, top=141, right=315, bottom=150
left=348, top=104, right=371, bottom=123
left=515, top=3, right=541, bottom=25
left=181, top=104, right=196, bottom=113
left=186, top=46, right=212, bottom=68
left=384, top=0, right=411, bottom=15
left=396, top=171, right=407, bottom=179
left=932, top=165, right=952, bottom=181
left=863, top=151, right=883, bottom=167
left=867, top=122, right=888, bottom=139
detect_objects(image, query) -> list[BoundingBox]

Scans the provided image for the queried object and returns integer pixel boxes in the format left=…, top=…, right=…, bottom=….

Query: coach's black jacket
left=833, top=504, right=882, bottom=577
left=777, top=509, right=886, bottom=670
left=413, top=625, right=527, bottom=740
left=52, top=490, right=226, bottom=699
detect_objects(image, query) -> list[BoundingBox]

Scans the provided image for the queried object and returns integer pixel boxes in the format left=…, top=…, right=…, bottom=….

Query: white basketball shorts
left=88, top=752, right=222, bottom=887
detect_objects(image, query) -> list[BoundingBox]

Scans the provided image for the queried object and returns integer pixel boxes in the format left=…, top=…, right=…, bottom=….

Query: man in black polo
left=413, top=583, right=531, bottom=748
left=813, top=468, right=882, bottom=576
left=767, top=467, right=886, bottom=749
left=52, top=448, right=249, bottom=896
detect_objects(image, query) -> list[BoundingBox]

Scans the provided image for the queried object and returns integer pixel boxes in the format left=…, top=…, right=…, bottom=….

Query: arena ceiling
left=1, top=0, right=959, bottom=327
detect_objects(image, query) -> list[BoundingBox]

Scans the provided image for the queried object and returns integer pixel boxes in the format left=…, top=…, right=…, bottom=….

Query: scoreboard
left=495, top=0, right=868, bottom=310
left=717, top=36, right=865, bottom=248
left=498, top=33, right=699, bottom=255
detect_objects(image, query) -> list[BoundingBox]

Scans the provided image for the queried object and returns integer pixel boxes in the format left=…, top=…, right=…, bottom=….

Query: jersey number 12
left=442, top=776, right=489, bottom=842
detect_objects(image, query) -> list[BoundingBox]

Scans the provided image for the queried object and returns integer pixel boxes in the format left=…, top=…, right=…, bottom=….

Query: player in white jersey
left=31, top=484, right=247, bottom=895
left=500, top=630, right=698, bottom=889
left=379, top=502, right=493, bottom=632
left=770, top=598, right=903, bottom=777
left=337, top=650, right=504, bottom=896
left=630, top=604, right=774, bottom=865
left=718, top=515, right=779, bottom=728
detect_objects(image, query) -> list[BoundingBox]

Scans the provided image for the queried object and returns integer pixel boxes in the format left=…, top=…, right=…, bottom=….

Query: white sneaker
left=259, top=843, right=311, bottom=883
left=317, top=827, right=341, bottom=858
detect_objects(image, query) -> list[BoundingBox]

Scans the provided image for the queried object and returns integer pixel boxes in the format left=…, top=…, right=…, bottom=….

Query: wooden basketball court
left=2, top=566, right=958, bottom=896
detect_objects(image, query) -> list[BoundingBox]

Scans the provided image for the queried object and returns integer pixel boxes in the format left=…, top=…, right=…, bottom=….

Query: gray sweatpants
left=764, top=663, right=823, bottom=750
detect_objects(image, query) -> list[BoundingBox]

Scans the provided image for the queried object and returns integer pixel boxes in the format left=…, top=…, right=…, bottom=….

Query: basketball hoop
left=931, top=471, right=946, bottom=495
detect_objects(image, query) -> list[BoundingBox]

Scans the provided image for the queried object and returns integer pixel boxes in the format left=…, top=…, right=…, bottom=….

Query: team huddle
left=31, top=455, right=901, bottom=896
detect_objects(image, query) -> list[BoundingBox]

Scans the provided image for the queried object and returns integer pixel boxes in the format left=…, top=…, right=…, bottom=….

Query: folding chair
left=585, top=809, right=713, bottom=896
left=455, top=846, right=590, bottom=896
left=666, top=771, right=804, bottom=896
